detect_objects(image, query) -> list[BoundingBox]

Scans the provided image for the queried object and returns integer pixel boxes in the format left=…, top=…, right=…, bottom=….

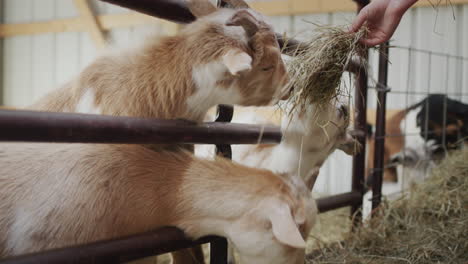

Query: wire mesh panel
left=366, top=45, right=468, bottom=206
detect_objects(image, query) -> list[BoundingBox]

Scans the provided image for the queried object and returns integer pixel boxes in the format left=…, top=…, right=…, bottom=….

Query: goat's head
left=226, top=173, right=316, bottom=264
left=286, top=100, right=361, bottom=157
left=185, top=0, right=290, bottom=106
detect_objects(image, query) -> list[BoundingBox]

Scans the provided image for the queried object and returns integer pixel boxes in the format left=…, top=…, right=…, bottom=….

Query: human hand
left=349, top=0, right=417, bottom=46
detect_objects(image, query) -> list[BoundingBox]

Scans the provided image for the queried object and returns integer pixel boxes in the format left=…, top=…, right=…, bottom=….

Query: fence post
left=351, top=58, right=368, bottom=225
left=350, top=0, right=369, bottom=226
left=371, top=43, right=390, bottom=210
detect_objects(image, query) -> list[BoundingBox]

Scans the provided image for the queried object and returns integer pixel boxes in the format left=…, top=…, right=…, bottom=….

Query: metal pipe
left=0, top=109, right=282, bottom=145
left=350, top=60, right=368, bottom=223
left=0, top=228, right=221, bottom=264
left=212, top=104, right=232, bottom=264
left=99, top=0, right=195, bottom=23
left=210, top=237, right=228, bottom=264
left=371, top=43, right=390, bottom=210
left=316, top=192, right=362, bottom=213
left=0, top=191, right=360, bottom=264
left=350, top=0, right=369, bottom=226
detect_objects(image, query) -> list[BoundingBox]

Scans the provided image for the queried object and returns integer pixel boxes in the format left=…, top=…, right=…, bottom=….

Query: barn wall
left=2, top=1, right=468, bottom=195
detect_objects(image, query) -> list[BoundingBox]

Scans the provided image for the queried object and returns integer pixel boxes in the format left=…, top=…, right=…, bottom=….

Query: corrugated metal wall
left=2, top=0, right=468, bottom=194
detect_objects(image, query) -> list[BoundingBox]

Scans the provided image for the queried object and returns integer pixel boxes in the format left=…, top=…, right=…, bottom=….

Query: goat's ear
left=222, top=50, right=252, bottom=76
left=268, top=202, right=306, bottom=249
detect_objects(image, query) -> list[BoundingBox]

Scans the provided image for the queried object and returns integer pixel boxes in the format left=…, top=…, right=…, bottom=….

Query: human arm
left=350, top=0, right=418, bottom=46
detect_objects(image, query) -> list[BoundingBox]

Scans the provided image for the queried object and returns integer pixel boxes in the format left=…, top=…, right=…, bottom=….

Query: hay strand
left=285, top=24, right=367, bottom=114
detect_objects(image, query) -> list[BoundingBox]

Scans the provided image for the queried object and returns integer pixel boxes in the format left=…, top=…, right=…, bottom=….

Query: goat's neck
left=173, top=157, right=285, bottom=238
left=272, top=115, right=327, bottom=177
left=76, top=36, right=241, bottom=122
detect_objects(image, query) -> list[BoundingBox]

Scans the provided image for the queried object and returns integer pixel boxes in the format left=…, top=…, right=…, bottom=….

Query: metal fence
left=366, top=44, right=468, bottom=205
left=0, top=0, right=374, bottom=263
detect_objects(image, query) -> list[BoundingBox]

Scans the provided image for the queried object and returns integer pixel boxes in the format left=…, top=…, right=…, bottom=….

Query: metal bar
left=0, top=227, right=219, bottom=264
left=0, top=191, right=361, bottom=264
left=215, top=104, right=234, bottom=159
left=316, top=191, right=362, bottom=213
left=350, top=58, right=368, bottom=223
left=212, top=104, right=233, bottom=264
left=371, top=43, right=390, bottom=211
left=0, top=109, right=281, bottom=145
left=210, top=237, right=228, bottom=264
left=99, top=0, right=195, bottom=24
left=350, top=0, right=369, bottom=226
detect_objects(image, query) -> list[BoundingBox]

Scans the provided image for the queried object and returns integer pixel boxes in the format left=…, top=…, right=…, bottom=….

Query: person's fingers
left=360, top=35, right=387, bottom=46
left=349, top=10, right=368, bottom=32
left=360, top=38, right=380, bottom=46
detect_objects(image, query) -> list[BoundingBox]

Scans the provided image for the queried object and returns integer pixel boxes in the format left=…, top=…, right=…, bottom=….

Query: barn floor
left=306, top=149, right=468, bottom=264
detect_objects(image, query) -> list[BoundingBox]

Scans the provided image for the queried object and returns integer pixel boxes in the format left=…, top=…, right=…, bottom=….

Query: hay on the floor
left=284, top=25, right=367, bottom=114
left=307, top=149, right=468, bottom=263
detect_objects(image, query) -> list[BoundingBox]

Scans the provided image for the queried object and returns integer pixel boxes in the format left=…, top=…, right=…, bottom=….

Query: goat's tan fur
left=31, top=8, right=289, bottom=122
left=0, top=143, right=315, bottom=264
left=1, top=1, right=301, bottom=263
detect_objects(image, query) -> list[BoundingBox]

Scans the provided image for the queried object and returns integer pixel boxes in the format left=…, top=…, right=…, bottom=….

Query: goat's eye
left=261, top=66, right=274, bottom=71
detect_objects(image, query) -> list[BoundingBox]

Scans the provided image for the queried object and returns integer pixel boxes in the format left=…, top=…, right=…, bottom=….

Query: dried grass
left=284, top=24, right=367, bottom=114
left=307, top=149, right=468, bottom=264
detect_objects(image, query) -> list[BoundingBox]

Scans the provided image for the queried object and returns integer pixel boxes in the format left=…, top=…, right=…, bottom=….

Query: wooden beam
left=0, top=18, right=84, bottom=37
left=252, top=0, right=468, bottom=16
left=73, top=0, right=107, bottom=48
left=0, top=13, right=174, bottom=38
left=0, top=0, right=467, bottom=38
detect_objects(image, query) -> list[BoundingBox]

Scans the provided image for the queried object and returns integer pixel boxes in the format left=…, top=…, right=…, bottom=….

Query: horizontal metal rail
left=0, top=228, right=221, bottom=264
left=0, top=192, right=362, bottom=264
left=316, top=191, right=362, bottom=213
left=0, top=109, right=281, bottom=144
left=0, top=109, right=363, bottom=263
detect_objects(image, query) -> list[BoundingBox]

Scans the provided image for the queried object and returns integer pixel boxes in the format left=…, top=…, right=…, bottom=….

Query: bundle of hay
left=285, top=25, right=367, bottom=113
left=307, top=149, right=468, bottom=263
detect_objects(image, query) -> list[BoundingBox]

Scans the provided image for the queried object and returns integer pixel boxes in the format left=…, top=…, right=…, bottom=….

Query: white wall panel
left=461, top=5, right=468, bottom=103
left=3, top=0, right=33, bottom=107
left=55, top=0, right=81, bottom=87
left=31, top=0, right=55, bottom=102
left=292, top=14, right=330, bottom=41
left=268, top=15, right=292, bottom=36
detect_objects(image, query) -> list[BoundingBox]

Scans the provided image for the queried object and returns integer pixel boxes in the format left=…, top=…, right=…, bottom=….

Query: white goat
left=198, top=101, right=360, bottom=190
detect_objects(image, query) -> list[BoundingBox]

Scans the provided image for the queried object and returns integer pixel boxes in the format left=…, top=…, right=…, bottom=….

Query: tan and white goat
left=225, top=101, right=360, bottom=190
left=32, top=0, right=289, bottom=122
left=0, top=143, right=316, bottom=264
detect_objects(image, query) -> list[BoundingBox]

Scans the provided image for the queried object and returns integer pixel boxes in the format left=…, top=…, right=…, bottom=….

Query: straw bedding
left=306, top=149, right=468, bottom=264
